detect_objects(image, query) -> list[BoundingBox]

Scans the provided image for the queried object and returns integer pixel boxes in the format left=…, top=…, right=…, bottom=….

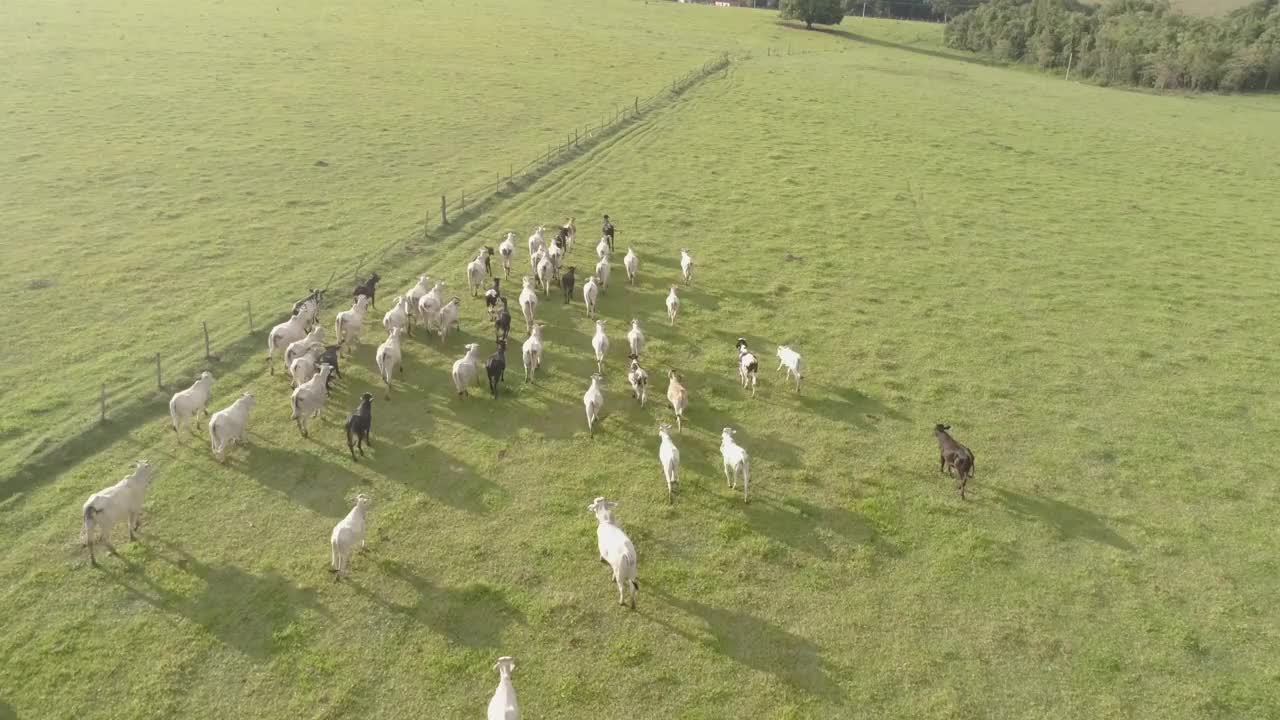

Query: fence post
left=424, top=209, right=430, bottom=239
left=496, top=172, right=500, bottom=195
left=100, top=384, right=107, bottom=422
left=460, top=190, right=465, bottom=210
left=203, top=321, right=211, bottom=359
left=635, top=96, right=639, bottom=114
left=247, top=301, right=254, bottom=333
left=1065, top=50, right=1074, bottom=81
left=155, top=353, right=162, bottom=390
left=441, top=194, right=448, bottom=224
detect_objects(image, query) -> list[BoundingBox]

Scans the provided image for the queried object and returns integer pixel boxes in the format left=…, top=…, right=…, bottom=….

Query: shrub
left=780, top=0, right=847, bottom=29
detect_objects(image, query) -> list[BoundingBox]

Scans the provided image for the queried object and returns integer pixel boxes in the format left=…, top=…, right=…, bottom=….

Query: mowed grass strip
left=3, top=7, right=1280, bottom=720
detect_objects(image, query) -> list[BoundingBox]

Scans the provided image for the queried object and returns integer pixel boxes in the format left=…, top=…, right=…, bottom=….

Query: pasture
left=4, top=0, right=1280, bottom=718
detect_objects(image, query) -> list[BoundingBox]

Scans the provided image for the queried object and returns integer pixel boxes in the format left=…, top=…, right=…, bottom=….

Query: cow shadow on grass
left=596, top=300, right=670, bottom=338
left=709, top=328, right=774, bottom=353
left=351, top=559, right=525, bottom=649
left=680, top=405, right=806, bottom=471
left=437, top=375, right=584, bottom=443
left=660, top=428, right=720, bottom=483
left=371, top=352, right=453, bottom=401
left=991, top=488, right=1135, bottom=552
left=681, top=482, right=883, bottom=562
left=0, top=327, right=272, bottom=509
left=644, top=587, right=846, bottom=704
left=0, top=699, right=14, bottom=720
left=672, top=283, right=720, bottom=313
left=371, top=441, right=501, bottom=514
left=748, top=430, right=806, bottom=468
left=794, top=384, right=906, bottom=430
left=537, top=323, right=601, bottom=376
left=228, top=438, right=367, bottom=519
left=747, top=496, right=879, bottom=561
left=716, top=287, right=772, bottom=307
left=105, top=538, right=329, bottom=661
left=415, top=326, right=502, bottom=364
left=639, top=251, right=682, bottom=273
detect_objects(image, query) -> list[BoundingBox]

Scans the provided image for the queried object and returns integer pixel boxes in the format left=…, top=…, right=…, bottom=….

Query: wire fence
left=432, top=52, right=732, bottom=230
left=15, top=52, right=736, bottom=486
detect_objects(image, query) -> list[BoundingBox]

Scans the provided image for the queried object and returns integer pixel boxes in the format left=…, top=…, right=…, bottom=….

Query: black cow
left=345, top=393, right=374, bottom=461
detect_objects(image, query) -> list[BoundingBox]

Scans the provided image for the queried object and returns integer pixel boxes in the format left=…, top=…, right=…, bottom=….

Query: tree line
left=773, top=0, right=953, bottom=24
left=944, top=0, right=1280, bottom=92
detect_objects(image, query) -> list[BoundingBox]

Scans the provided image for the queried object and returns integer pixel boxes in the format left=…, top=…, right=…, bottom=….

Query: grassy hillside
left=4, top=4, right=1280, bottom=719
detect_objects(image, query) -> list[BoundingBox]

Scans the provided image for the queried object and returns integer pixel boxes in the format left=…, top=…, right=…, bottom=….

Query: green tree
left=780, top=0, right=847, bottom=29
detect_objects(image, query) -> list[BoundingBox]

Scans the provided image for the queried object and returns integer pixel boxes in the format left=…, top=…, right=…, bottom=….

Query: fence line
left=11, top=52, right=736, bottom=488
left=432, top=51, right=732, bottom=235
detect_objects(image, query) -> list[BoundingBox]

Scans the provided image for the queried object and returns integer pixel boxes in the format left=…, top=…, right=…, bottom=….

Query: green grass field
left=0, top=0, right=853, bottom=478
left=4, top=1, right=1280, bottom=718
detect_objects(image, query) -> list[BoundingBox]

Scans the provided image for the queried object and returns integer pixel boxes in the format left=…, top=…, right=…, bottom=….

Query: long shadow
left=746, top=496, right=877, bottom=560
left=781, top=22, right=999, bottom=69
left=432, top=326, right=496, bottom=357
left=595, top=291, right=669, bottom=332
left=372, top=440, right=502, bottom=513
left=991, top=487, right=1135, bottom=551
left=428, top=320, right=588, bottom=421
left=673, top=282, right=721, bottom=312
left=669, top=430, right=722, bottom=482
left=440, top=379, right=585, bottom=442
left=668, top=379, right=754, bottom=437
left=795, top=383, right=907, bottom=429
left=645, top=587, right=846, bottom=704
left=716, top=287, right=772, bottom=307
left=352, top=558, right=525, bottom=648
left=228, top=437, right=367, bottom=518
left=750, top=430, right=806, bottom=468
left=519, top=384, right=586, bottom=440
left=0, top=699, right=15, bottom=720
left=672, top=369, right=748, bottom=428
left=543, top=323, right=606, bottom=377
left=0, top=328, right=275, bottom=505
left=708, top=327, right=774, bottom=352
left=633, top=266, right=687, bottom=301
left=103, top=537, right=329, bottom=661
left=641, top=252, right=682, bottom=272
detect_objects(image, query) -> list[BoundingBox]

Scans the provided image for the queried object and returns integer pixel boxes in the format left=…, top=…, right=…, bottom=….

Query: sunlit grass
left=2, top=2, right=1280, bottom=718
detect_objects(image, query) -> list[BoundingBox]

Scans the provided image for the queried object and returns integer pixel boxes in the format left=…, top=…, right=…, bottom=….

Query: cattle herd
left=77, top=215, right=977, bottom=718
